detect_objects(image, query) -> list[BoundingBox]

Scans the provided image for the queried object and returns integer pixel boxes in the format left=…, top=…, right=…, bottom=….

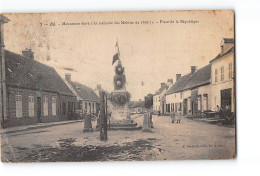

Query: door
left=37, top=97, right=41, bottom=123
left=68, top=102, right=72, bottom=120
left=221, top=88, right=232, bottom=110
left=183, top=99, right=187, bottom=115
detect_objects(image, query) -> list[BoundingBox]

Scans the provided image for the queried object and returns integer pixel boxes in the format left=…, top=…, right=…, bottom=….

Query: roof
left=165, top=74, right=192, bottom=95
left=67, top=81, right=100, bottom=102
left=154, top=84, right=168, bottom=96
left=223, top=38, right=234, bottom=43
left=210, top=46, right=234, bottom=63
left=130, top=101, right=145, bottom=108
left=183, top=64, right=211, bottom=90
left=165, top=64, right=211, bottom=95
left=5, top=50, right=75, bottom=96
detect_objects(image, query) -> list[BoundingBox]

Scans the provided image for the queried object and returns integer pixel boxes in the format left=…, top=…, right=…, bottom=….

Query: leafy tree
left=144, top=94, right=153, bottom=109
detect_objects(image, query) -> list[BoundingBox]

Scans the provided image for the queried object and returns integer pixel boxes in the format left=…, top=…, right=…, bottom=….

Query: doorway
left=221, top=88, right=232, bottom=110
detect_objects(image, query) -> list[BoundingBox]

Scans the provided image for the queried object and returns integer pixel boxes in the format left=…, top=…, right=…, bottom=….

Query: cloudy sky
left=3, top=10, right=234, bottom=100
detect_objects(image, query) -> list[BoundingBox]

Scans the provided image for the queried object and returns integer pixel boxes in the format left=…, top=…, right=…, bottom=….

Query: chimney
left=65, top=73, right=71, bottom=82
left=176, top=74, right=181, bottom=81
left=161, top=83, right=166, bottom=88
left=22, top=48, right=34, bottom=60
left=191, top=66, right=197, bottom=75
left=167, top=79, right=173, bottom=84
left=97, top=84, right=101, bottom=90
left=220, top=38, right=234, bottom=55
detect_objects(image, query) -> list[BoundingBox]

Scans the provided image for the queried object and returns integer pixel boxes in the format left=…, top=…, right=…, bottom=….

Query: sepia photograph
left=0, top=10, right=236, bottom=162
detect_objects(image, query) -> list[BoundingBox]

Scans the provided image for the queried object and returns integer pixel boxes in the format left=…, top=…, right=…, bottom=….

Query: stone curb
left=0, top=119, right=84, bottom=135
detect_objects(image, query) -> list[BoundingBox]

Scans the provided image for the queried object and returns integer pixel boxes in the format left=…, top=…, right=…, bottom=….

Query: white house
left=210, top=38, right=235, bottom=113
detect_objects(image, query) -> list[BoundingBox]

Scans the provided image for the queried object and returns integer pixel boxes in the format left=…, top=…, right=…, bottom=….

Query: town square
left=0, top=10, right=235, bottom=162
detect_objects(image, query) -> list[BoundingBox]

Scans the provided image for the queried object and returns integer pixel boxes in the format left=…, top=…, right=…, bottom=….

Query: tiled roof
left=165, top=74, right=192, bottom=95
left=68, top=81, right=99, bottom=102
left=165, top=64, right=211, bottom=95
left=5, top=50, right=75, bottom=96
left=210, top=46, right=234, bottom=63
left=154, top=84, right=168, bottom=96
left=183, top=64, right=211, bottom=90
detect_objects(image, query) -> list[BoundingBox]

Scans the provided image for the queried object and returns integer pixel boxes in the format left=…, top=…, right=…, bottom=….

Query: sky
left=3, top=10, right=234, bottom=101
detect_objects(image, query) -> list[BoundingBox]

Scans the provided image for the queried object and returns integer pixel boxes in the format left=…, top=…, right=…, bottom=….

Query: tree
left=144, top=94, right=153, bottom=109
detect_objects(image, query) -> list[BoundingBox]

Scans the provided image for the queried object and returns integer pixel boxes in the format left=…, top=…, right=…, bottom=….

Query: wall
left=153, top=94, right=160, bottom=112
left=5, top=86, right=76, bottom=128
left=211, top=52, right=235, bottom=112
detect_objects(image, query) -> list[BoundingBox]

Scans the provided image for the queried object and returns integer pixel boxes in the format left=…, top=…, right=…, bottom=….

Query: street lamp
left=0, top=15, right=10, bottom=128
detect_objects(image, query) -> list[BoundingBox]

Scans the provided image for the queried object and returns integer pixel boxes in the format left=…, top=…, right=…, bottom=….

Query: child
left=170, top=110, right=175, bottom=123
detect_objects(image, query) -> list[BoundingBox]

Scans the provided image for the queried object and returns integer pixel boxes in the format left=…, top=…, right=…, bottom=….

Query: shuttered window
left=44, top=95, right=48, bottom=116
left=215, top=69, right=218, bottom=82
left=28, top=96, right=34, bottom=117
left=229, top=63, right=232, bottom=79
left=16, top=93, right=22, bottom=118
left=221, top=66, right=224, bottom=81
left=52, top=97, right=57, bottom=116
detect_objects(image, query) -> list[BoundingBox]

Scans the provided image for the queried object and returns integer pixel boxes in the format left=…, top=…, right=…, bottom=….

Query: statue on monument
left=110, top=40, right=130, bottom=106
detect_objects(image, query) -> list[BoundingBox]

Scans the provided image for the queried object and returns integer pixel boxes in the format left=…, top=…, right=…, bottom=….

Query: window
left=229, top=63, right=232, bottom=79
left=215, top=69, right=218, bottom=82
left=16, top=93, right=22, bottom=118
left=198, top=96, right=201, bottom=111
left=203, top=94, right=208, bottom=111
left=52, top=97, right=57, bottom=116
left=28, top=96, right=34, bottom=117
left=43, top=95, right=48, bottom=116
left=180, top=92, right=182, bottom=99
left=221, top=66, right=224, bottom=81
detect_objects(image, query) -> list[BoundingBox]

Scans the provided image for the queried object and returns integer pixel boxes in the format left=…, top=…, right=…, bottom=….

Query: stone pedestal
left=83, top=114, right=93, bottom=132
left=143, top=112, right=153, bottom=131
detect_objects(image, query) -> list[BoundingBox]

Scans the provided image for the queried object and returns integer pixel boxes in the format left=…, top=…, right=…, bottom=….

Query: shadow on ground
left=2, top=138, right=158, bottom=162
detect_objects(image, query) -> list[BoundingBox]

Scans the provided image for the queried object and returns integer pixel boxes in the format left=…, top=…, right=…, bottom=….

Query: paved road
left=1, top=115, right=235, bottom=162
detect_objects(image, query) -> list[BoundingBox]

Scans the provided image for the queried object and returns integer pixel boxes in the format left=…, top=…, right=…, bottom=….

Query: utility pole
left=0, top=15, right=10, bottom=128
left=99, top=91, right=108, bottom=141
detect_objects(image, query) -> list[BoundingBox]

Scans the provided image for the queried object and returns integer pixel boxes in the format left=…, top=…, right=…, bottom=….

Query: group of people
left=170, top=109, right=182, bottom=123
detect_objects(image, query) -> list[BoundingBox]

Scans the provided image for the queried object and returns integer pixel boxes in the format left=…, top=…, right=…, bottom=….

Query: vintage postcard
left=0, top=10, right=235, bottom=162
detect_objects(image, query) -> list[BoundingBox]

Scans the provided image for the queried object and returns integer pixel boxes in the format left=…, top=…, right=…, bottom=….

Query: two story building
left=210, top=38, right=235, bottom=113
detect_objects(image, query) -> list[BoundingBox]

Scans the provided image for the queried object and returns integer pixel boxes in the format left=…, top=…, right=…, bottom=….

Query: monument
left=109, top=40, right=141, bottom=130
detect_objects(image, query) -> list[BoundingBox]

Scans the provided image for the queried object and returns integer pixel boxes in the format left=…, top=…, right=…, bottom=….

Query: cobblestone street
left=1, top=115, right=235, bottom=162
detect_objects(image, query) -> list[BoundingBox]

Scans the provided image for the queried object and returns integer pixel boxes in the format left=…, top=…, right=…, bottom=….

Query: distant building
left=129, top=100, right=146, bottom=114
left=153, top=79, right=173, bottom=114
left=64, top=74, right=100, bottom=117
left=210, top=38, right=235, bottom=113
left=4, top=50, right=76, bottom=128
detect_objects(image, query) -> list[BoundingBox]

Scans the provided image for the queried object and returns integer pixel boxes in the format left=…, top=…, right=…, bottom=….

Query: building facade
left=165, top=65, right=212, bottom=116
left=165, top=38, right=235, bottom=117
left=210, top=38, right=235, bottom=113
left=64, top=73, right=100, bottom=117
left=3, top=50, right=76, bottom=128
left=153, top=79, right=173, bottom=114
